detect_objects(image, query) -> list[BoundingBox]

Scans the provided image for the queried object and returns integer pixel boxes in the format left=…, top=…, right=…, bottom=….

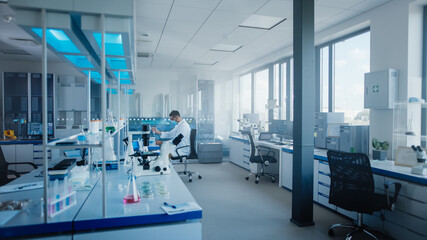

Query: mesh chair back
left=0, top=147, right=9, bottom=186
left=188, top=129, right=198, bottom=159
left=327, top=150, right=375, bottom=210
left=243, top=132, right=256, bottom=163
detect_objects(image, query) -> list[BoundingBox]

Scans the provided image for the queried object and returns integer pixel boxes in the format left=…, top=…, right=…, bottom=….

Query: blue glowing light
left=64, top=55, right=94, bottom=68
left=93, top=33, right=124, bottom=56
left=124, top=89, right=134, bottom=94
left=82, top=70, right=101, bottom=79
left=93, top=78, right=110, bottom=84
left=113, top=71, right=130, bottom=79
left=32, top=28, right=80, bottom=54
left=107, top=88, right=118, bottom=94
left=120, top=79, right=132, bottom=85
left=107, top=57, right=127, bottom=69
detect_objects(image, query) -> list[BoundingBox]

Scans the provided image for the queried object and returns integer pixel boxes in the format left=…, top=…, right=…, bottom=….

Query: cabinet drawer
left=384, top=177, right=427, bottom=202
left=384, top=219, right=426, bottom=240
left=33, top=151, right=51, bottom=158
left=384, top=208, right=427, bottom=237
left=318, top=172, right=330, bottom=186
left=318, top=193, right=336, bottom=210
left=318, top=183, right=330, bottom=196
left=318, top=161, right=330, bottom=174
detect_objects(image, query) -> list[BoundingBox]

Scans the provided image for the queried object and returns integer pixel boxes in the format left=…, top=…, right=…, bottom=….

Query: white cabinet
left=2, top=145, right=16, bottom=171
left=315, top=160, right=337, bottom=211
left=280, top=152, right=293, bottom=190
left=229, top=138, right=251, bottom=170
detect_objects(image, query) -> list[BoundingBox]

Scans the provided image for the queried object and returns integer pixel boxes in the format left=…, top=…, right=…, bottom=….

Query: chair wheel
left=255, top=180, right=259, bottom=184
left=328, top=229, right=334, bottom=236
left=189, top=179, right=192, bottom=182
left=245, top=177, right=249, bottom=181
left=198, top=175, right=202, bottom=179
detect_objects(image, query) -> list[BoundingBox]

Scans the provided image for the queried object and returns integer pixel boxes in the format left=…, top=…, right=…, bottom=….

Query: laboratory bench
left=0, top=151, right=202, bottom=239
left=229, top=135, right=427, bottom=240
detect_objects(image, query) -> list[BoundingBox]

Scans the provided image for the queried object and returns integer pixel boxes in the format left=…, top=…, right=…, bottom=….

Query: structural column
left=291, top=0, right=315, bottom=227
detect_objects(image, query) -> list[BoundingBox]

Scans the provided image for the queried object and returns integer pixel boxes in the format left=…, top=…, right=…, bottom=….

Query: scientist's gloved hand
left=152, top=126, right=161, bottom=135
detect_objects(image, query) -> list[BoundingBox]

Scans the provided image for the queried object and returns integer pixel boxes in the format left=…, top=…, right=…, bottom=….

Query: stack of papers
left=161, top=202, right=201, bottom=215
left=0, top=181, right=43, bottom=193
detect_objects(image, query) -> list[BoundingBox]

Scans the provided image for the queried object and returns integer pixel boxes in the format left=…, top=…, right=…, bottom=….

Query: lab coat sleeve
left=160, top=125, right=178, bottom=139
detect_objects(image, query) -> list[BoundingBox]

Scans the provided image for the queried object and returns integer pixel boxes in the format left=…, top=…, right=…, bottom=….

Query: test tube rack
left=48, top=190, right=77, bottom=218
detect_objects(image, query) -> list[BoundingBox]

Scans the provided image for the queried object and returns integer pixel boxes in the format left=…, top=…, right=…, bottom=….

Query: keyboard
left=52, top=158, right=76, bottom=170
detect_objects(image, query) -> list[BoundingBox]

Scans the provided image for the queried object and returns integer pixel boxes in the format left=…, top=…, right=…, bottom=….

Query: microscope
left=410, top=145, right=426, bottom=175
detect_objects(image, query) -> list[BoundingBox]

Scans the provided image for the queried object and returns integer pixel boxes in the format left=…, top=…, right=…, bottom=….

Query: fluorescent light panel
left=107, top=88, right=118, bottom=94
left=32, top=28, right=80, bottom=54
left=64, top=55, right=94, bottom=68
left=93, top=33, right=125, bottom=56
left=239, top=15, right=286, bottom=30
left=107, top=57, right=127, bottom=69
left=113, top=71, right=130, bottom=79
left=124, top=89, right=134, bottom=94
left=93, top=78, right=110, bottom=84
left=194, top=61, right=218, bottom=66
left=83, top=70, right=101, bottom=78
left=210, top=44, right=242, bottom=52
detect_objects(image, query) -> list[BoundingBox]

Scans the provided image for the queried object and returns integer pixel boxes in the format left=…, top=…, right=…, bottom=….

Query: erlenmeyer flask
left=123, top=173, right=140, bottom=204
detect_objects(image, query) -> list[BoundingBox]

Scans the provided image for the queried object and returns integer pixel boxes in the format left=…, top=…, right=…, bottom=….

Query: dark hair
left=169, top=110, right=180, bottom=118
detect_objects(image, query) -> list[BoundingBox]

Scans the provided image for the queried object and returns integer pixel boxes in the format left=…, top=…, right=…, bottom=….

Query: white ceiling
left=0, top=0, right=390, bottom=72
left=136, top=0, right=390, bottom=71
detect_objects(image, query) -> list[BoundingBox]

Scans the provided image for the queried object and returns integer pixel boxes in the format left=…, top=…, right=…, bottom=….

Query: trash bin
left=197, top=143, right=223, bottom=163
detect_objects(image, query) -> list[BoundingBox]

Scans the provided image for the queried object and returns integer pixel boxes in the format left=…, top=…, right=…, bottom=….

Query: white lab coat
left=160, top=119, right=191, bottom=157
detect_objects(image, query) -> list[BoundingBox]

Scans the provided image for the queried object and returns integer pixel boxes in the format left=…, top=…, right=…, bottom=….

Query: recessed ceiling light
left=0, top=49, right=30, bottom=55
left=194, top=61, right=218, bottom=66
left=239, top=15, right=286, bottom=30
left=139, top=32, right=151, bottom=37
left=210, top=44, right=242, bottom=52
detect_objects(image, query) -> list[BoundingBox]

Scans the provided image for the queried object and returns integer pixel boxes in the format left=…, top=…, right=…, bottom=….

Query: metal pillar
left=117, top=71, right=121, bottom=164
left=291, top=0, right=315, bottom=227
left=101, top=14, right=107, bottom=218
left=41, top=8, right=48, bottom=223
left=328, top=45, right=335, bottom=112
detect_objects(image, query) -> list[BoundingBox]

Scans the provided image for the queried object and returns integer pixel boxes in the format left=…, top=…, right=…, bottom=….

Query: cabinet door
left=1, top=145, right=16, bottom=171
left=15, top=144, right=34, bottom=172
left=313, top=159, right=318, bottom=202
left=229, top=140, right=238, bottom=164
left=280, top=152, right=293, bottom=190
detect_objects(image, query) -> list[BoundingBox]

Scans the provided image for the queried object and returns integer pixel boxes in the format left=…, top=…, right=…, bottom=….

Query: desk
left=0, top=143, right=202, bottom=240
left=229, top=135, right=427, bottom=240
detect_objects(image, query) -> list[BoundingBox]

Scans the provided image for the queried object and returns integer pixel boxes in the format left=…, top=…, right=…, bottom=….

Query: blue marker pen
left=163, top=202, right=176, bottom=209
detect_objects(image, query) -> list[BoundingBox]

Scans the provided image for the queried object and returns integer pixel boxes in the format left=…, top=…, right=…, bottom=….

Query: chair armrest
left=384, top=182, right=402, bottom=208
left=9, top=162, right=38, bottom=169
left=7, top=169, right=20, bottom=178
left=255, top=146, right=276, bottom=161
left=175, top=145, right=190, bottom=160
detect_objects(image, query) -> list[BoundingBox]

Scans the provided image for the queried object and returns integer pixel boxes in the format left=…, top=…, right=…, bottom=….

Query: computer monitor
left=27, top=122, right=53, bottom=136
left=270, top=120, right=287, bottom=136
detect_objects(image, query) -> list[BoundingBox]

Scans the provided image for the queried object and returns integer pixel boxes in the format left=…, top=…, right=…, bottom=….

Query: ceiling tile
left=255, top=0, right=293, bottom=18
left=315, top=5, right=344, bottom=23
left=350, top=0, right=390, bottom=12
left=136, top=1, right=172, bottom=20
left=205, top=10, right=250, bottom=27
left=216, top=0, right=269, bottom=14
left=316, top=0, right=365, bottom=10
left=174, top=0, right=221, bottom=10
left=169, top=5, right=212, bottom=22
left=220, top=27, right=266, bottom=46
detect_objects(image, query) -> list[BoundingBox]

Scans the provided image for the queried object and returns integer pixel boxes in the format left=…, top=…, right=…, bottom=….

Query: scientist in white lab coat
left=152, top=110, right=191, bottom=159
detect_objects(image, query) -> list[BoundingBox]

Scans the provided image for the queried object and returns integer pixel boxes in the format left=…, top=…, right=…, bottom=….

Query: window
left=320, top=46, right=329, bottom=112
left=334, top=31, right=370, bottom=124
left=239, top=73, right=252, bottom=117
left=254, top=69, right=269, bottom=131
left=273, top=64, right=280, bottom=119
left=280, top=62, right=287, bottom=120
left=290, top=58, right=294, bottom=121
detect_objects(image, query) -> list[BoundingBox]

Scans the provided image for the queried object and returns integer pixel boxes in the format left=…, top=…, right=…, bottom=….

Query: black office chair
left=0, top=146, right=38, bottom=186
left=327, top=150, right=401, bottom=240
left=243, top=131, right=277, bottom=184
left=173, top=129, right=202, bottom=182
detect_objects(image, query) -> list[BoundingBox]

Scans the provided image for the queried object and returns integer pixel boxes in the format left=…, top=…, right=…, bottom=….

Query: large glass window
left=254, top=69, right=269, bottom=131
left=334, top=31, right=370, bottom=124
left=239, top=73, right=252, bottom=118
left=320, top=46, right=329, bottom=112
left=280, top=62, right=287, bottom=120
left=273, top=64, right=280, bottom=119
left=290, top=58, right=294, bottom=121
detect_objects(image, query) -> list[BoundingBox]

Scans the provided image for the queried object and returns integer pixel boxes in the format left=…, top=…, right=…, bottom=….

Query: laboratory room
left=0, top=0, right=427, bottom=239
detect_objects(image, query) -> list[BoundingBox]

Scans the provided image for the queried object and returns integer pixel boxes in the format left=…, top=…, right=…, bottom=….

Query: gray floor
left=175, top=161, right=390, bottom=240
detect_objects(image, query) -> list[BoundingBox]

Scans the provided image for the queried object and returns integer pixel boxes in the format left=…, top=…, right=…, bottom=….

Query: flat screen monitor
left=27, top=122, right=53, bottom=136
left=270, top=120, right=287, bottom=136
